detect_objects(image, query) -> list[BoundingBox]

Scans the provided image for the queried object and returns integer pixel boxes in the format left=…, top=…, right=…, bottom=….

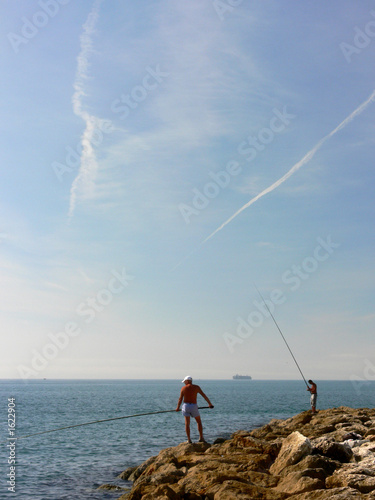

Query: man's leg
left=195, top=416, right=204, bottom=441
left=311, top=395, right=317, bottom=413
left=184, top=416, right=192, bottom=443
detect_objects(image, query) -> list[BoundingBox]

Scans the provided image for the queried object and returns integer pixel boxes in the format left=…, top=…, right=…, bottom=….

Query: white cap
left=182, top=375, right=192, bottom=383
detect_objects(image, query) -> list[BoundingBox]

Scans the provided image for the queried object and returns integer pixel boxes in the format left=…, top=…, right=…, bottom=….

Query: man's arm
left=176, top=387, right=184, bottom=411
left=197, top=387, right=214, bottom=408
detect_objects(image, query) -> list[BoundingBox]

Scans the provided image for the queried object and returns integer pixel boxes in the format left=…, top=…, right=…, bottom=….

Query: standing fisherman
left=307, top=379, right=318, bottom=413
left=176, top=376, right=214, bottom=443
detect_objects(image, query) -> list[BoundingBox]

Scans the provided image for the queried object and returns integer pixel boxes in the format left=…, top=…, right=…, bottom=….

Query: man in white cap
left=176, top=376, right=214, bottom=443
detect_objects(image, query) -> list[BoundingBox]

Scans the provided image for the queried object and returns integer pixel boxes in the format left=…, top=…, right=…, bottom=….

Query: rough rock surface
left=269, top=431, right=312, bottom=475
left=107, top=407, right=375, bottom=499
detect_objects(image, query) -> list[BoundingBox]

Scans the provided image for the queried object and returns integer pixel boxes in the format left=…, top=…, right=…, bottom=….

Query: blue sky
left=1, top=0, right=374, bottom=381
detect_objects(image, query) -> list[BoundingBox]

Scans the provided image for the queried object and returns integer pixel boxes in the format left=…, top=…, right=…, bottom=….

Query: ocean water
left=1, top=379, right=374, bottom=500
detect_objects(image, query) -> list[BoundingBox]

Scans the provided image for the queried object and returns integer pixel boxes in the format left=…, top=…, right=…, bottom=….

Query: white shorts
left=182, top=403, right=200, bottom=418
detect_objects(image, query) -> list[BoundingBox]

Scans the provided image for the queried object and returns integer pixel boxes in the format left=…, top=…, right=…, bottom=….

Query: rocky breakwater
left=111, top=407, right=375, bottom=499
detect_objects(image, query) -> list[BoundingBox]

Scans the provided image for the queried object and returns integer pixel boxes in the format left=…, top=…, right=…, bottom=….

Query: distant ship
left=232, top=374, right=252, bottom=380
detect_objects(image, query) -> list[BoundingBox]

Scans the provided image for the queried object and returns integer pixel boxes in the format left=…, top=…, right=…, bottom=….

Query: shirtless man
left=176, top=376, right=214, bottom=443
left=307, top=379, right=317, bottom=413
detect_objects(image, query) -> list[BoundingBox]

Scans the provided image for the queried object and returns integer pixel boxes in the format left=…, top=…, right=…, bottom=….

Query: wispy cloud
left=203, top=88, right=375, bottom=244
left=68, top=0, right=104, bottom=218
left=78, top=2, right=271, bottom=216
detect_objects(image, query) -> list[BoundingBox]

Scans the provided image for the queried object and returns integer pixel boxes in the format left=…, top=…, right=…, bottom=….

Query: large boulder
left=279, top=453, right=339, bottom=478
left=270, top=431, right=312, bottom=475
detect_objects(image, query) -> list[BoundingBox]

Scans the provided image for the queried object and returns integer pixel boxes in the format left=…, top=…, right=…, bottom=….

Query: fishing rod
left=255, top=285, right=309, bottom=388
left=4, top=407, right=213, bottom=443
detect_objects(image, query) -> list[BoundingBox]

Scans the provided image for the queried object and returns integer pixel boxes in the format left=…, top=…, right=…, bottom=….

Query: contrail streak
left=203, top=89, right=375, bottom=244
left=68, top=0, right=103, bottom=218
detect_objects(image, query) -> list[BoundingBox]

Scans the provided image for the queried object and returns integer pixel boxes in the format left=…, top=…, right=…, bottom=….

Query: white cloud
left=66, top=1, right=276, bottom=220
left=69, top=0, right=105, bottom=218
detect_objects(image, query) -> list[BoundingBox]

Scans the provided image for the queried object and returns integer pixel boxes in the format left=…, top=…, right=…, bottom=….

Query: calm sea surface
left=1, top=379, right=374, bottom=500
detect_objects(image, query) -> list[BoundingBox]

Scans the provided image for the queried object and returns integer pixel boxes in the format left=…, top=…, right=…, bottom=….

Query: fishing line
left=254, top=285, right=309, bottom=388
left=4, top=407, right=212, bottom=443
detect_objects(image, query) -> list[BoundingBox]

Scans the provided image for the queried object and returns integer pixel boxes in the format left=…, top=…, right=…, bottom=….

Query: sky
left=0, top=0, right=374, bottom=381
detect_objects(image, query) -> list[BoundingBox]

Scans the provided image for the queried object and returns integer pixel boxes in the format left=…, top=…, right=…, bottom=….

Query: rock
left=232, top=432, right=281, bottom=458
left=119, top=466, right=137, bottom=480
left=326, top=455, right=375, bottom=494
left=250, top=423, right=278, bottom=440
left=275, top=470, right=325, bottom=495
left=352, top=442, right=375, bottom=461
left=289, top=486, right=368, bottom=498
left=280, top=453, right=339, bottom=478
left=247, top=471, right=279, bottom=488
left=327, top=470, right=375, bottom=493
left=270, top=431, right=312, bottom=475
left=338, top=424, right=369, bottom=438
left=343, top=432, right=363, bottom=441
left=97, top=483, right=129, bottom=491
left=312, top=436, right=353, bottom=462
left=125, top=455, right=157, bottom=481
left=205, top=480, right=288, bottom=499
left=213, top=437, right=227, bottom=444
left=139, top=484, right=180, bottom=499
left=115, top=407, right=375, bottom=500
left=178, top=469, right=248, bottom=495
left=345, top=439, right=369, bottom=449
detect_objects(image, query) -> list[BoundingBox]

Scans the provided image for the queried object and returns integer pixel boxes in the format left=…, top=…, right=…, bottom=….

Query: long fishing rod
left=255, top=285, right=309, bottom=388
left=4, top=407, right=212, bottom=443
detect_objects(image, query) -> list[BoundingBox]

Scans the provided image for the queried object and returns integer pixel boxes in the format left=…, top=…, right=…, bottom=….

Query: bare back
left=180, top=383, right=202, bottom=404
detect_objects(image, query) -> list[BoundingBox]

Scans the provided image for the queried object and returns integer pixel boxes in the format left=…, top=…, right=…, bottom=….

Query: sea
left=0, top=379, right=374, bottom=500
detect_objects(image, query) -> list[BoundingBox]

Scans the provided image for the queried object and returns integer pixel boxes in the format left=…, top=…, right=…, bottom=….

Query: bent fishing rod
left=4, top=407, right=213, bottom=443
left=255, top=285, right=309, bottom=388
